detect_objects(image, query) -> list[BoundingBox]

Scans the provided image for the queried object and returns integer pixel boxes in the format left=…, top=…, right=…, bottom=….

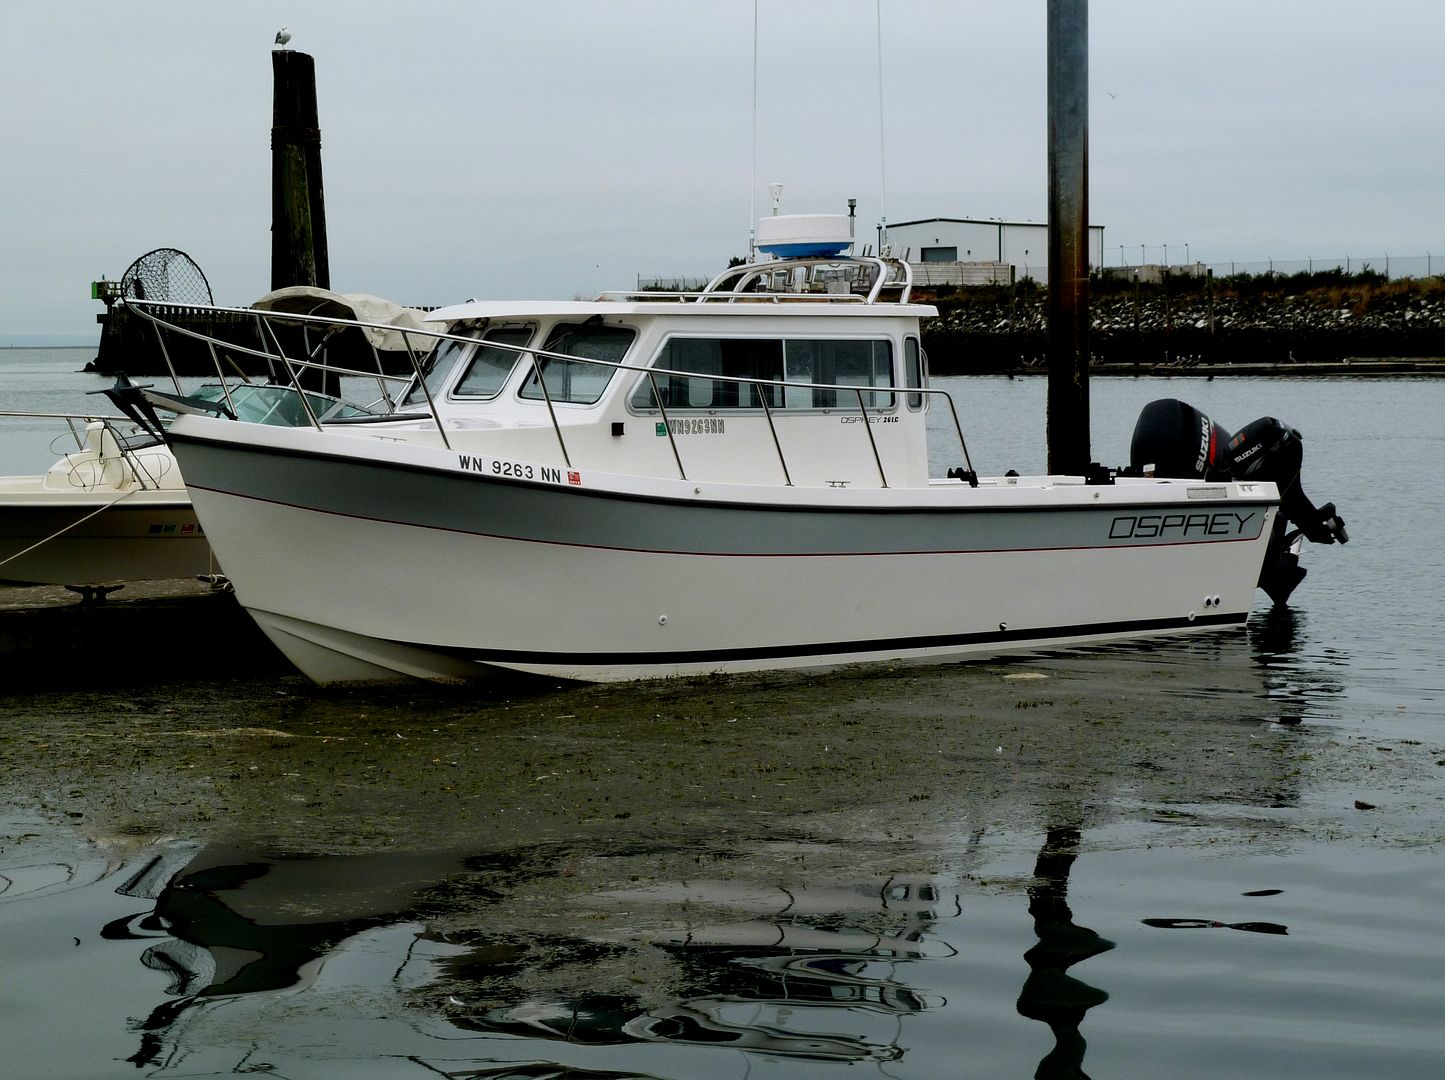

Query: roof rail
left=698, top=255, right=913, bottom=304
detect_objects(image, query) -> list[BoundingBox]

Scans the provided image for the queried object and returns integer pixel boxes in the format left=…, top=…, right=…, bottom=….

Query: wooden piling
left=271, top=50, right=338, bottom=395
left=271, top=50, right=330, bottom=292
left=1045, top=0, right=1090, bottom=474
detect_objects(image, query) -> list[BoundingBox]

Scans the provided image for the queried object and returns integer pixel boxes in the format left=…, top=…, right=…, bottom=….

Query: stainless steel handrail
left=121, top=299, right=972, bottom=488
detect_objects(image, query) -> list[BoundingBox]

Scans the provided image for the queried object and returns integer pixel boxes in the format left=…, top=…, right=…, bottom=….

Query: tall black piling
left=1045, top=0, right=1090, bottom=474
left=271, top=49, right=335, bottom=394
left=271, top=50, right=330, bottom=293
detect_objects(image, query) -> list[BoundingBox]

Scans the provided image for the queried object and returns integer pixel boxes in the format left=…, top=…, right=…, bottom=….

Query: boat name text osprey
left=1108, top=510, right=1259, bottom=541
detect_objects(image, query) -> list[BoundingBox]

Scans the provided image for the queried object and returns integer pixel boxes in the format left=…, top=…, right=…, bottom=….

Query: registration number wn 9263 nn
left=456, top=454, right=575, bottom=485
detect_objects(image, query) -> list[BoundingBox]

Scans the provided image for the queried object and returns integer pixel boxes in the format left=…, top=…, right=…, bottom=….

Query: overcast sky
left=4, top=0, right=1443, bottom=341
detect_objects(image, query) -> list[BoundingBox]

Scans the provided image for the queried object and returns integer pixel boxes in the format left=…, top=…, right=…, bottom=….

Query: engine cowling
left=1129, top=398, right=1347, bottom=604
left=1129, top=398, right=1232, bottom=480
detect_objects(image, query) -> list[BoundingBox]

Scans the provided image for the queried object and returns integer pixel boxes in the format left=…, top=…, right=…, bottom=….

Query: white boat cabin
left=395, top=249, right=942, bottom=490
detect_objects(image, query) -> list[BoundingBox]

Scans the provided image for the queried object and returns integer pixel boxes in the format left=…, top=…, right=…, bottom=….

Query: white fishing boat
left=123, top=215, right=1344, bottom=684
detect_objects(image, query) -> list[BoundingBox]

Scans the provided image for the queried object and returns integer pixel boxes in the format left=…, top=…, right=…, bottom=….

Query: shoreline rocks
left=922, top=285, right=1445, bottom=373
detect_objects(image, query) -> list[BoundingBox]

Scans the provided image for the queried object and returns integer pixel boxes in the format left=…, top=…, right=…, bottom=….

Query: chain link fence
left=1110, top=252, right=1441, bottom=281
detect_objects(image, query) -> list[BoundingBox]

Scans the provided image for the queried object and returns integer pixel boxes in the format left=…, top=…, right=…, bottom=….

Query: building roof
left=889, top=217, right=1101, bottom=230
left=889, top=217, right=1045, bottom=229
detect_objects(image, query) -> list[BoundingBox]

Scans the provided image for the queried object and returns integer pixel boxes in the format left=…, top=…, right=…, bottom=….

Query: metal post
left=1046, top=0, right=1089, bottom=475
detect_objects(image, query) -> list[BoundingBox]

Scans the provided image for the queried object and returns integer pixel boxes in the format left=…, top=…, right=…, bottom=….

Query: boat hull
left=170, top=420, right=1278, bottom=684
left=0, top=489, right=211, bottom=586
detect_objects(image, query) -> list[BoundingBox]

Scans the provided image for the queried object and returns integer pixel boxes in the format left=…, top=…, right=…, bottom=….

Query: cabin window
left=630, top=337, right=893, bottom=411
left=782, top=339, right=894, bottom=409
left=630, top=338, right=784, bottom=410
left=519, top=323, right=634, bottom=405
left=904, top=336, right=925, bottom=410
left=454, top=324, right=534, bottom=398
left=404, top=327, right=478, bottom=407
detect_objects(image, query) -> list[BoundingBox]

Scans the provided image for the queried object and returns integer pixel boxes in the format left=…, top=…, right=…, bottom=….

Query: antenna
left=749, top=0, right=759, bottom=260
left=875, top=0, right=889, bottom=254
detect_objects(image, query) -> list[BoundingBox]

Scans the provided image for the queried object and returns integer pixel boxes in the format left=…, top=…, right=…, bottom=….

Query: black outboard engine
left=1129, top=399, right=1233, bottom=480
left=1129, top=398, right=1347, bottom=605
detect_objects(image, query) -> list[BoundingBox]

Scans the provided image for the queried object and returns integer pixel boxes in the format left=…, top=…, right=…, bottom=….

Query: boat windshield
left=519, top=323, right=634, bottom=405
left=454, top=324, right=534, bottom=398
left=403, top=327, right=479, bottom=407
left=191, top=384, right=382, bottom=425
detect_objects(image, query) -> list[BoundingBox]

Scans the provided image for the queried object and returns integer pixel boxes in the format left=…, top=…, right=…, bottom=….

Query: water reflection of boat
left=101, top=842, right=1104, bottom=1073
left=465, top=877, right=954, bottom=1062
left=1247, top=605, right=1349, bottom=725
left=96, top=842, right=958, bottom=1068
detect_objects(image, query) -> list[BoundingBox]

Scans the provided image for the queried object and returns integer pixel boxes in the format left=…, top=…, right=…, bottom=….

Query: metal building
left=885, top=217, right=1105, bottom=286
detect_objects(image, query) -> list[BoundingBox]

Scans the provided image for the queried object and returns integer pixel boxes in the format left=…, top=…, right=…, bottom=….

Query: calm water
left=2, top=348, right=1442, bottom=1078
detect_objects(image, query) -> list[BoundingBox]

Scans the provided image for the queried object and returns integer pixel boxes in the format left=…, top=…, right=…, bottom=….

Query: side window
left=520, top=324, right=635, bottom=405
left=631, top=337, right=894, bottom=411
left=785, top=339, right=893, bottom=409
left=455, top=325, right=533, bottom=398
left=827, top=339, right=894, bottom=410
left=782, top=339, right=820, bottom=408
left=631, top=338, right=783, bottom=410
left=905, top=336, right=925, bottom=410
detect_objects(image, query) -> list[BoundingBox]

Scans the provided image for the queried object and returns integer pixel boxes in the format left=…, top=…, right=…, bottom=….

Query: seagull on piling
left=274, top=26, right=292, bottom=49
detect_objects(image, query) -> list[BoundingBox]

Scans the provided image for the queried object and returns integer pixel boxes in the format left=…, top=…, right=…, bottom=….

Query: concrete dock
left=0, top=579, right=285, bottom=686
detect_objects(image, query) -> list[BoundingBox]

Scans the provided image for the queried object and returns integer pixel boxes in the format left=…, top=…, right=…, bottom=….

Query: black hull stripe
left=410, top=611, right=1246, bottom=668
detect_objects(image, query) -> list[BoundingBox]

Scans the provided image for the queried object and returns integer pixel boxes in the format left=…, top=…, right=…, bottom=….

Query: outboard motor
left=1129, top=398, right=1347, bottom=605
left=1129, top=398, right=1233, bottom=480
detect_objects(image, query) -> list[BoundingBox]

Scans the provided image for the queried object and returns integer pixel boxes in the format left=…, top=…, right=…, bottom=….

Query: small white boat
left=129, top=216, right=1317, bottom=684
left=0, top=287, right=426, bottom=590
left=0, top=386, right=386, bottom=589
left=0, top=412, right=210, bottom=587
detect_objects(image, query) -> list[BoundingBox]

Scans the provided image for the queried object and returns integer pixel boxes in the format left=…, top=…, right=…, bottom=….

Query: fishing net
left=119, top=248, right=214, bottom=305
